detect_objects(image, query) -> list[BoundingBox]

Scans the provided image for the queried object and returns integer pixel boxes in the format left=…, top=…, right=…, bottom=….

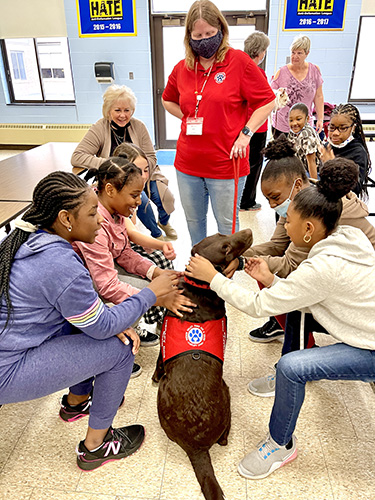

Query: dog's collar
left=184, top=275, right=210, bottom=289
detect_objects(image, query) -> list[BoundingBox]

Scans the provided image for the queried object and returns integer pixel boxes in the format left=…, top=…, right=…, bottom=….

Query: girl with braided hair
left=186, top=161, right=375, bottom=481
left=0, top=171, right=182, bottom=471
left=322, top=103, right=371, bottom=199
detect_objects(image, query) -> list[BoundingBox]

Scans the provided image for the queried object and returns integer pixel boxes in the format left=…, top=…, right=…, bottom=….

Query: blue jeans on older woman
left=137, top=181, right=171, bottom=239
left=269, top=341, right=375, bottom=446
left=176, top=170, right=246, bottom=246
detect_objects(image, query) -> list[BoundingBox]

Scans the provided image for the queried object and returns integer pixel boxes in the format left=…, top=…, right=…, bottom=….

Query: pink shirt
left=271, top=63, right=323, bottom=133
left=74, top=202, right=154, bottom=304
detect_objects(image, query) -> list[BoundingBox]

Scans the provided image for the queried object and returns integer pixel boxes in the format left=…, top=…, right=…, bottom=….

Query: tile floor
left=0, top=146, right=375, bottom=500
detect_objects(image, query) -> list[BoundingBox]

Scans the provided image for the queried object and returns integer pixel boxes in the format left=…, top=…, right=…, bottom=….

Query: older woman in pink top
left=271, top=35, right=324, bottom=137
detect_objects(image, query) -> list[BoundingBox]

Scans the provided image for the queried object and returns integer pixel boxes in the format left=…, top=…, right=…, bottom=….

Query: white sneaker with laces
left=248, top=371, right=276, bottom=398
left=238, top=434, right=297, bottom=480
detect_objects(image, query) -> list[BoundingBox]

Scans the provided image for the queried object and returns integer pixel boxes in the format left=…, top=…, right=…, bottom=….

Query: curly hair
left=102, top=85, right=137, bottom=121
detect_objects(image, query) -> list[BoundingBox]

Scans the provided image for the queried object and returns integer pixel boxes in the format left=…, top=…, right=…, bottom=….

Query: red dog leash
left=232, top=156, right=240, bottom=234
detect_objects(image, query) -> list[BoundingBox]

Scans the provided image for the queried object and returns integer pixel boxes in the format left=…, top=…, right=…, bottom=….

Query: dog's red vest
left=160, top=316, right=227, bottom=364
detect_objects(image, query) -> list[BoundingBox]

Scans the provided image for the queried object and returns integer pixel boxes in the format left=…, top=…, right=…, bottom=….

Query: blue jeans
left=137, top=190, right=162, bottom=238
left=176, top=170, right=246, bottom=245
left=269, top=343, right=375, bottom=446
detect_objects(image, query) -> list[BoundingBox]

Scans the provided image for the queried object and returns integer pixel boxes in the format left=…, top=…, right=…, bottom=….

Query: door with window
left=149, top=0, right=268, bottom=149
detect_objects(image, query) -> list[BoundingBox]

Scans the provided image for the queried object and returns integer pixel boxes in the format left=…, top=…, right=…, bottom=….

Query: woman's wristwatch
left=237, top=256, right=246, bottom=270
left=242, top=126, right=254, bottom=139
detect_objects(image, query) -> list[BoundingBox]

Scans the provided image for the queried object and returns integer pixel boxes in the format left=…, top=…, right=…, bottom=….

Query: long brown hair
left=184, top=0, right=230, bottom=70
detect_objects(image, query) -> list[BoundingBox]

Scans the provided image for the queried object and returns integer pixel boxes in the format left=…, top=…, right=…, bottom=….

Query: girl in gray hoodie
left=186, top=171, right=375, bottom=481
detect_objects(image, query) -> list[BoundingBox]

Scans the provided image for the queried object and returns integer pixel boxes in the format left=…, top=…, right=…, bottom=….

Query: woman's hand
left=245, top=257, right=274, bottom=287
left=157, top=289, right=197, bottom=318
left=162, top=242, right=176, bottom=260
left=148, top=270, right=181, bottom=297
left=230, top=133, right=250, bottom=159
left=116, top=327, right=140, bottom=355
left=185, top=254, right=218, bottom=283
left=315, top=119, right=323, bottom=134
left=319, top=143, right=335, bottom=163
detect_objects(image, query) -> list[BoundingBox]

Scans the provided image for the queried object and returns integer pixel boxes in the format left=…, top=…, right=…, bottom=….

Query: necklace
left=110, top=121, right=130, bottom=147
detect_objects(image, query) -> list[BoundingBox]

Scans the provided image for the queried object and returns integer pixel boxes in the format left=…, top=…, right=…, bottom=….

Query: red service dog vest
left=161, top=316, right=227, bottom=364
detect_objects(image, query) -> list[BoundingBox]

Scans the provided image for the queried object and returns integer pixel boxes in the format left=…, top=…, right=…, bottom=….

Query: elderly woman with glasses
left=71, top=84, right=177, bottom=241
left=271, top=35, right=324, bottom=139
left=321, top=103, right=371, bottom=199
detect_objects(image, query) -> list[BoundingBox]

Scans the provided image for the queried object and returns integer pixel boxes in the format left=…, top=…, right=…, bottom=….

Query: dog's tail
left=187, top=449, right=225, bottom=500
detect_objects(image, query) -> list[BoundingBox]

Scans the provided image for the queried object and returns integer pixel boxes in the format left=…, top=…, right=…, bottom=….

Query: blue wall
left=266, top=0, right=375, bottom=115
left=0, top=0, right=373, bottom=146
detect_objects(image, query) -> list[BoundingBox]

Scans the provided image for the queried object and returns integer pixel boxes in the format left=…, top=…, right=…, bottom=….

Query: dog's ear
left=222, top=243, right=232, bottom=256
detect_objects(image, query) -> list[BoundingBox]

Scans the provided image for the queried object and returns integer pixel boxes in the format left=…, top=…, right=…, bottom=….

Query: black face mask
left=189, top=30, right=223, bottom=59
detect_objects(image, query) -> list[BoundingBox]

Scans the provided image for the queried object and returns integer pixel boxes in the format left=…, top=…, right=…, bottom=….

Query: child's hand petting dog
left=245, top=257, right=274, bottom=287
left=158, top=289, right=196, bottom=317
left=186, top=254, right=218, bottom=284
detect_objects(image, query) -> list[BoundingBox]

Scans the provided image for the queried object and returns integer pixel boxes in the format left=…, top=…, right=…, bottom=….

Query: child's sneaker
left=59, top=393, right=125, bottom=422
left=76, top=425, right=145, bottom=471
left=247, top=371, right=276, bottom=398
left=134, top=325, right=159, bottom=347
left=59, top=394, right=92, bottom=422
left=238, top=434, right=297, bottom=480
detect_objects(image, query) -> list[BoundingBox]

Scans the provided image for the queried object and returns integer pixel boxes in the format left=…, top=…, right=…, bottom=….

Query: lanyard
left=194, top=61, right=213, bottom=118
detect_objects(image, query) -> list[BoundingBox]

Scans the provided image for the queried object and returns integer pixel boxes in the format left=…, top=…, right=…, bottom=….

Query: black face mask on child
left=189, top=31, right=223, bottom=60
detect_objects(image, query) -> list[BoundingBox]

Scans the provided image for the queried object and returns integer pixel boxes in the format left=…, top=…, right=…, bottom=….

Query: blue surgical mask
left=273, top=179, right=297, bottom=218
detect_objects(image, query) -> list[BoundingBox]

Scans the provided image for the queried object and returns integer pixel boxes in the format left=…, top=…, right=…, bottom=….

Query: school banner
left=283, top=0, right=347, bottom=31
left=76, top=0, right=137, bottom=37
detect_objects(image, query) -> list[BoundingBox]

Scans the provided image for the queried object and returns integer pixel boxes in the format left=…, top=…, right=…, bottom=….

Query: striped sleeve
left=65, top=297, right=105, bottom=328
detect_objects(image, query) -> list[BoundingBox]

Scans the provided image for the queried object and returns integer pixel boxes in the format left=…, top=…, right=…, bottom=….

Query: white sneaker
left=248, top=371, right=276, bottom=398
left=238, top=434, right=297, bottom=480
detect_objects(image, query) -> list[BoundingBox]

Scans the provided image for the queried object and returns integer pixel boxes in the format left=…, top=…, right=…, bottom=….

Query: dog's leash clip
left=192, top=352, right=201, bottom=361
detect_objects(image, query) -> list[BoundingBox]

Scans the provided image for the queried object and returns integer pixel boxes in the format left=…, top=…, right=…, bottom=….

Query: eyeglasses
left=328, top=124, right=353, bottom=133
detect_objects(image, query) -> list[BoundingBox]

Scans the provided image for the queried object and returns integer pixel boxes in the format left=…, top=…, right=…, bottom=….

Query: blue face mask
left=273, top=179, right=297, bottom=218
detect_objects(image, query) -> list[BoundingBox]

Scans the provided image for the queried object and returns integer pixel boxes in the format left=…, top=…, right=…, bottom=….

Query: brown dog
left=152, top=229, right=253, bottom=500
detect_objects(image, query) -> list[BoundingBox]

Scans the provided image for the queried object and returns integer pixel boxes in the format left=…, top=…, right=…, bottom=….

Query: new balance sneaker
left=248, top=372, right=276, bottom=398
left=76, top=424, right=145, bottom=471
left=238, top=434, right=297, bottom=480
left=60, top=393, right=125, bottom=422
left=134, top=325, right=159, bottom=347
left=59, top=393, right=92, bottom=422
left=131, top=362, right=142, bottom=378
left=249, top=317, right=284, bottom=343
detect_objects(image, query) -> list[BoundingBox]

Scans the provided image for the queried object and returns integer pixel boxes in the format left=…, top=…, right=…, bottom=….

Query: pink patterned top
left=271, top=63, right=323, bottom=133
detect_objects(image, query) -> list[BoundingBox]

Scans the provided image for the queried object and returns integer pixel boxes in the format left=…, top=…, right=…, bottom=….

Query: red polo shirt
left=163, top=48, right=275, bottom=179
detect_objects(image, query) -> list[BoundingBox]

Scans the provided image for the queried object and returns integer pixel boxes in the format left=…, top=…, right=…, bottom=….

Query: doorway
left=149, top=2, right=268, bottom=149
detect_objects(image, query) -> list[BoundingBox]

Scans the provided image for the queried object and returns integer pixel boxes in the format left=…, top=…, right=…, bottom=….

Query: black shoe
left=134, top=325, right=159, bottom=347
left=60, top=392, right=125, bottom=422
left=59, top=393, right=92, bottom=422
left=76, top=424, right=145, bottom=471
left=131, top=362, right=142, bottom=378
left=249, top=317, right=284, bottom=343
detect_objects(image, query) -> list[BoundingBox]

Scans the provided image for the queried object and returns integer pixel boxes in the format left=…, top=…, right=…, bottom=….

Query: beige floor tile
left=30, top=490, right=117, bottom=500
left=0, top=484, right=33, bottom=500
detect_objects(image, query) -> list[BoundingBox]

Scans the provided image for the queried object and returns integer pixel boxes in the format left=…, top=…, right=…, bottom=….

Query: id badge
left=186, top=117, right=203, bottom=135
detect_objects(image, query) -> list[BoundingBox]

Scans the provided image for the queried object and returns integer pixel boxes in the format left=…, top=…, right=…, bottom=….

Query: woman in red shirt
left=162, top=0, right=275, bottom=245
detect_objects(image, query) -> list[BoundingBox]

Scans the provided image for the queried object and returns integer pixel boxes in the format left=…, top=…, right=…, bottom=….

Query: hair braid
left=331, top=104, right=371, bottom=197
left=95, top=156, right=142, bottom=193
left=0, top=171, right=89, bottom=333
